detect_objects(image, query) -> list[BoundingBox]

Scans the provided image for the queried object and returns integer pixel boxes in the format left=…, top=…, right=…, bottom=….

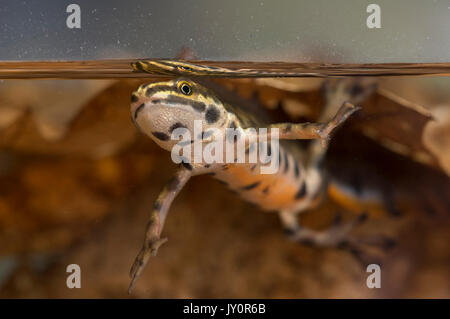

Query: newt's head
left=130, top=78, right=227, bottom=151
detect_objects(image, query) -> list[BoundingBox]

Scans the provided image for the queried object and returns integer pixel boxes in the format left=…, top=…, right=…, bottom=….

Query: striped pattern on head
left=130, top=78, right=228, bottom=151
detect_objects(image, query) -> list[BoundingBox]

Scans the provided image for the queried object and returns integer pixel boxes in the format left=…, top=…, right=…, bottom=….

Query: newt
left=128, top=76, right=390, bottom=293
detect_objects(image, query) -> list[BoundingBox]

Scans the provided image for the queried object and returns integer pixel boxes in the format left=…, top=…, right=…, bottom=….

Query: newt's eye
left=178, top=81, right=193, bottom=95
left=177, top=65, right=193, bottom=72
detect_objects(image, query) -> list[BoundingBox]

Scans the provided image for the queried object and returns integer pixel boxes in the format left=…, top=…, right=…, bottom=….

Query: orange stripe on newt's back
left=328, top=183, right=386, bottom=217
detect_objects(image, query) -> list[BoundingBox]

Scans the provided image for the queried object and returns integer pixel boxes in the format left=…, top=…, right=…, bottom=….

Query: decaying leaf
left=0, top=80, right=137, bottom=157
left=355, top=86, right=438, bottom=168
left=423, top=105, right=450, bottom=176
left=0, top=80, right=114, bottom=141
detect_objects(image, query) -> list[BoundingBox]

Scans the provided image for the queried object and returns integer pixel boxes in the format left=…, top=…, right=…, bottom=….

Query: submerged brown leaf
left=355, top=86, right=438, bottom=168
left=0, top=80, right=136, bottom=157
left=423, top=105, right=450, bottom=176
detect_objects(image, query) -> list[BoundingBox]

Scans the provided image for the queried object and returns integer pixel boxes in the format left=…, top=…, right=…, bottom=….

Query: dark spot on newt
left=285, top=124, right=292, bottom=132
left=217, top=180, right=228, bottom=186
left=246, top=142, right=255, bottom=154
left=182, top=162, right=193, bottom=171
left=241, top=181, right=261, bottom=190
left=199, top=130, right=214, bottom=140
left=294, top=161, right=300, bottom=178
left=152, top=131, right=170, bottom=141
left=205, top=105, right=220, bottom=124
left=295, top=182, right=307, bottom=199
left=227, top=121, right=240, bottom=143
left=168, top=176, right=180, bottom=191
left=169, top=122, right=187, bottom=133
left=283, top=152, right=289, bottom=173
left=153, top=200, right=161, bottom=211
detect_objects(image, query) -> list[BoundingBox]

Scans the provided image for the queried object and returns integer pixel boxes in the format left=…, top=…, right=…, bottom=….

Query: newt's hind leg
left=279, top=210, right=368, bottom=247
left=278, top=210, right=396, bottom=264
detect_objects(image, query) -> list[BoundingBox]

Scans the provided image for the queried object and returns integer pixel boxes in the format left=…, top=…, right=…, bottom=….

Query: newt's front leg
left=244, top=102, right=360, bottom=148
left=128, top=167, right=192, bottom=293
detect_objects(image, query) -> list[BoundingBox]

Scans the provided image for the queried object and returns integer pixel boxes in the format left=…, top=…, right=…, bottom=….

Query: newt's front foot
left=128, top=236, right=168, bottom=294
left=318, top=102, right=361, bottom=147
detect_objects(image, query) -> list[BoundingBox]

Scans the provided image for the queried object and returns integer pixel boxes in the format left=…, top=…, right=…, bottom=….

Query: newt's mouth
left=131, top=103, right=146, bottom=134
left=133, top=103, right=146, bottom=120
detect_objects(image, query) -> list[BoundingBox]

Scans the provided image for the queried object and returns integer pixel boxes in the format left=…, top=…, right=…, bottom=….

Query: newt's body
left=128, top=76, right=386, bottom=292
